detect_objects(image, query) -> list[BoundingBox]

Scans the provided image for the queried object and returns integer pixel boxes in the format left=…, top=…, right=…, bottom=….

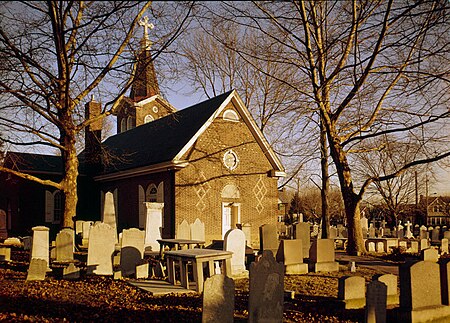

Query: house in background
left=0, top=23, right=286, bottom=247
left=420, top=195, right=450, bottom=226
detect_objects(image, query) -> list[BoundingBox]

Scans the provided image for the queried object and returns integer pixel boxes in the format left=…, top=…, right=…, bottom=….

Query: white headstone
left=144, top=202, right=164, bottom=251
left=120, top=228, right=145, bottom=277
left=31, top=226, right=50, bottom=266
left=176, top=219, right=190, bottom=240
left=102, top=192, right=118, bottom=243
left=224, top=229, right=248, bottom=277
left=56, top=229, right=74, bottom=262
left=442, top=238, right=449, bottom=255
left=87, top=222, right=115, bottom=275
left=190, top=218, right=205, bottom=241
left=26, top=258, right=47, bottom=281
left=405, top=221, right=413, bottom=239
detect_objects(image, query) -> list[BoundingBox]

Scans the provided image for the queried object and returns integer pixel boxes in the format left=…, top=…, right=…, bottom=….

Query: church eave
left=93, top=159, right=188, bottom=182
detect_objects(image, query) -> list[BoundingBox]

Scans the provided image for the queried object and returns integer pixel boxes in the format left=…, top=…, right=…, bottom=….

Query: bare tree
left=0, top=1, right=193, bottom=228
left=197, top=1, right=450, bottom=254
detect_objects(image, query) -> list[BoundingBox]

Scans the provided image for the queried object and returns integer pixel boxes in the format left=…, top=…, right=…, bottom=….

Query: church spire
left=130, top=16, right=160, bottom=101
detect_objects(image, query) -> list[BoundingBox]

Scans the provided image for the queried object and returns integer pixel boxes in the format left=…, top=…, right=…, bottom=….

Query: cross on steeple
left=139, top=16, right=154, bottom=40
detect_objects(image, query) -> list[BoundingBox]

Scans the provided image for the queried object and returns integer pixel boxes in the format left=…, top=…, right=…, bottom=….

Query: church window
left=120, top=118, right=126, bottom=133
left=221, top=184, right=240, bottom=199
left=146, top=184, right=158, bottom=202
left=45, top=190, right=62, bottom=224
left=223, top=109, right=239, bottom=122
left=223, top=150, right=239, bottom=171
left=138, top=182, right=164, bottom=229
left=127, top=116, right=135, bottom=130
left=144, top=114, right=154, bottom=123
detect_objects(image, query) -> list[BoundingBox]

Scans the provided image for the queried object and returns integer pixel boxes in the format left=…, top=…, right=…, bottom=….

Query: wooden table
left=157, top=239, right=205, bottom=259
left=165, top=249, right=232, bottom=292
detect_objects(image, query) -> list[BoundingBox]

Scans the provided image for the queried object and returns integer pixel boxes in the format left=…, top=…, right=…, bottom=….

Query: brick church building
left=0, top=22, right=285, bottom=247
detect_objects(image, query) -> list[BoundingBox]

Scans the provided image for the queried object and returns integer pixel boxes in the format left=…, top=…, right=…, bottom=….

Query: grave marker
left=190, top=218, right=205, bottom=241
left=224, top=229, right=248, bottom=277
left=176, top=219, right=190, bottom=240
left=309, top=239, right=339, bottom=272
left=338, top=276, right=366, bottom=309
left=365, top=280, right=387, bottom=323
left=275, top=239, right=308, bottom=275
left=248, top=250, right=284, bottom=323
left=120, top=228, right=145, bottom=277
left=294, top=222, right=310, bottom=258
left=202, top=274, right=235, bottom=323
left=87, top=222, right=115, bottom=275
left=26, top=258, right=47, bottom=281
left=31, top=226, right=49, bottom=267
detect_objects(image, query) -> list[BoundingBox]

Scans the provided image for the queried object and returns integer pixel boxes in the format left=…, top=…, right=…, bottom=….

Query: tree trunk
left=61, top=132, right=79, bottom=229
left=328, top=133, right=366, bottom=255
left=320, top=114, right=330, bottom=239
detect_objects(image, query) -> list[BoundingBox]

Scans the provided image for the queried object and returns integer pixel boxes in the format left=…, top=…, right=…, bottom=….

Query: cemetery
left=3, top=217, right=450, bottom=322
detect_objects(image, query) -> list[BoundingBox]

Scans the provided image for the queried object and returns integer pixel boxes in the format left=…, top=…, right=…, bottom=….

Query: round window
left=223, top=150, right=239, bottom=170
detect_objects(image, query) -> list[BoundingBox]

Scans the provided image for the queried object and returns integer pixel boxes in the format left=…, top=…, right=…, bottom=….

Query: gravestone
left=442, top=238, right=449, bottom=255
left=87, top=222, right=115, bottom=275
left=55, top=229, right=74, bottom=262
left=120, top=228, right=145, bottom=277
left=176, top=219, right=190, bottom=240
left=248, top=250, right=284, bottom=323
left=441, top=259, right=450, bottom=305
left=102, top=192, right=118, bottom=243
left=275, top=239, right=308, bottom=275
left=397, top=222, right=404, bottom=239
left=190, top=218, right=205, bottom=241
left=3, top=237, right=21, bottom=246
left=135, top=262, right=149, bottom=279
left=26, top=258, right=47, bottom=281
left=224, top=229, right=248, bottom=277
left=399, top=261, right=450, bottom=322
left=0, top=209, right=7, bottom=239
left=432, top=227, right=440, bottom=243
left=337, top=224, right=345, bottom=238
left=376, top=242, right=385, bottom=253
left=368, top=242, right=376, bottom=252
left=241, top=223, right=252, bottom=245
left=22, top=236, right=32, bottom=251
left=309, top=239, right=339, bottom=272
left=420, top=238, right=429, bottom=250
left=369, top=223, right=376, bottom=239
left=63, top=263, right=80, bottom=280
left=144, top=202, right=164, bottom=251
left=421, top=248, right=439, bottom=262
left=413, top=224, right=420, bottom=238
left=376, top=274, right=399, bottom=305
left=444, top=231, right=450, bottom=240
left=329, top=226, right=337, bottom=239
left=338, top=276, right=366, bottom=309
left=405, top=221, right=413, bottom=239
left=410, top=241, right=419, bottom=254
left=365, top=280, right=387, bottom=323
left=31, top=226, right=50, bottom=267
left=295, top=222, right=310, bottom=258
left=361, top=216, right=369, bottom=238
left=202, top=274, right=235, bottom=323
left=75, top=220, right=84, bottom=236
left=82, top=221, right=93, bottom=247
left=259, top=224, right=279, bottom=255
left=0, top=247, right=11, bottom=261
left=399, top=241, right=407, bottom=250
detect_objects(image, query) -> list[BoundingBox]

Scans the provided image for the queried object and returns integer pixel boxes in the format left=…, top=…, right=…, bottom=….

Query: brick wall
left=175, top=102, right=278, bottom=247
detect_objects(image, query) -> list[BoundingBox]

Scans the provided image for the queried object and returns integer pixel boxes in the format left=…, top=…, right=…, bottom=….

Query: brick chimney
left=84, top=97, right=102, bottom=174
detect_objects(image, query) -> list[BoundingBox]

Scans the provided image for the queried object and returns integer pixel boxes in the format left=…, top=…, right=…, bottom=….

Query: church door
left=222, top=203, right=240, bottom=238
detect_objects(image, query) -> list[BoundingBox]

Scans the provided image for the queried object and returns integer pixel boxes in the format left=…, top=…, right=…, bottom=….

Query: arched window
left=120, top=118, right=127, bottom=133
left=223, top=109, right=239, bottom=122
left=221, top=183, right=240, bottom=199
left=45, top=190, right=63, bottom=224
left=144, top=114, right=154, bottom=123
left=146, top=184, right=158, bottom=202
left=138, top=182, right=164, bottom=229
left=127, top=116, right=135, bottom=130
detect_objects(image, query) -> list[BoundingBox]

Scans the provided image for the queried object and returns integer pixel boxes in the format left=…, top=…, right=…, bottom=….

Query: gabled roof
left=3, top=151, right=63, bottom=175
left=96, top=90, right=285, bottom=180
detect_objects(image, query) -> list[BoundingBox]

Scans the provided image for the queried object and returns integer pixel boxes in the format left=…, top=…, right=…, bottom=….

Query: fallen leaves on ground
left=0, top=250, right=390, bottom=322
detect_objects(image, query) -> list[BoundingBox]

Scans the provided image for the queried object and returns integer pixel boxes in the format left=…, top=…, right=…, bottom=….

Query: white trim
left=94, top=160, right=188, bottom=181
left=173, top=90, right=285, bottom=173
left=222, top=202, right=241, bottom=238
left=134, top=94, right=177, bottom=113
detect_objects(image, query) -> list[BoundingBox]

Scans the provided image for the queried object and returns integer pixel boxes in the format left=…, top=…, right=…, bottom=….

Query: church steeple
left=130, top=16, right=160, bottom=101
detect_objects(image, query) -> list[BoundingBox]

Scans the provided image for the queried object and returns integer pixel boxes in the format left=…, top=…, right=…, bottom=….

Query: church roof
left=100, top=90, right=234, bottom=175
left=3, top=151, right=63, bottom=175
